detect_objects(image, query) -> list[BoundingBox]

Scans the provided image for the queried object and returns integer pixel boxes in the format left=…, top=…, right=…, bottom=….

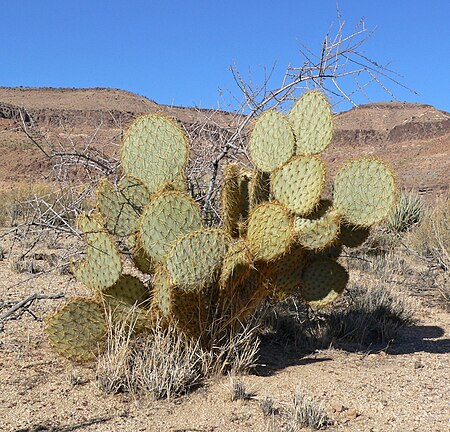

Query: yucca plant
left=386, top=190, right=424, bottom=233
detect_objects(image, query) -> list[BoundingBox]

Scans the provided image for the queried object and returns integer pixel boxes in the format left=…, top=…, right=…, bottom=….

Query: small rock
left=346, top=408, right=358, bottom=419
left=414, top=361, right=424, bottom=369
left=332, top=403, right=345, bottom=413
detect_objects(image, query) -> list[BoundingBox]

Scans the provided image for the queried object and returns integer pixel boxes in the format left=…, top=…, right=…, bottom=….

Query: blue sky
left=1, top=1, right=449, bottom=112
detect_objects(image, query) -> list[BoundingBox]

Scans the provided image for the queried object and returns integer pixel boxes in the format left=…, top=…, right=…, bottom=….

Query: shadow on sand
left=254, top=320, right=449, bottom=376
left=15, top=416, right=113, bottom=432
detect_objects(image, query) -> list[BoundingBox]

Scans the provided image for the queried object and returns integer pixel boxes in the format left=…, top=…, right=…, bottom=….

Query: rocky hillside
left=0, top=87, right=448, bottom=196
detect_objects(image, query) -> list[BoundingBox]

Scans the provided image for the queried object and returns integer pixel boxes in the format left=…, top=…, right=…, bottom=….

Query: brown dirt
left=0, top=234, right=449, bottom=432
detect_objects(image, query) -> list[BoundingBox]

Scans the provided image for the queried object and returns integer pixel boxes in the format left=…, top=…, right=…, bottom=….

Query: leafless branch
left=0, top=292, right=64, bottom=331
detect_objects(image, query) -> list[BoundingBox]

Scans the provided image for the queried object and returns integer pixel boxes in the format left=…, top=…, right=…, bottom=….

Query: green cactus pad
left=248, top=110, right=296, bottom=172
left=45, top=297, right=106, bottom=362
left=139, top=190, right=203, bottom=262
left=339, top=223, right=371, bottom=248
left=333, top=157, right=397, bottom=227
left=299, top=258, right=348, bottom=308
left=267, top=244, right=306, bottom=300
left=271, top=155, right=325, bottom=215
left=152, top=267, right=173, bottom=319
left=171, top=289, right=207, bottom=339
left=152, top=267, right=206, bottom=337
left=96, top=176, right=150, bottom=237
left=121, top=113, right=189, bottom=194
left=166, top=228, right=230, bottom=290
left=307, top=243, right=343, bottom=260
left=295, top=207, right=341, bottom=250
left=219, top=239, right=253, bottom=290
left=246, top=202, right=295, bottom=261
left=103, top=275, right=150, bottom=306
left=289, top=90, right=334, bottom=155
left=73, top=215, right=122, bottom=291
left=126, top=234, right=153, bottom=274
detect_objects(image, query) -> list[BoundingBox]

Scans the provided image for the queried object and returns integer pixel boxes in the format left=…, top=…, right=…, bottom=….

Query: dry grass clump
left=96, top=307, right=261, bottom=400
left=407, top=195, right=449, bottom=272
left=264, top=385, right=331, bottom=431
left=96, top=312, right=203, bottom=399
left=227, top=377, right=255, bottom=401
left=287, top=386, right=331, bottom=430
left=127, top=321, right=204, bottom=400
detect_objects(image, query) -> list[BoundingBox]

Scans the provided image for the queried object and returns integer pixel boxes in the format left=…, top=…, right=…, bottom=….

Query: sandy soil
left=0, top=235, right=449, bottom=432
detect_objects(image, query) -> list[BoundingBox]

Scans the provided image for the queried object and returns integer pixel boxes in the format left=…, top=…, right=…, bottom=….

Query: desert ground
left=0, top=87, right=449, bottom=431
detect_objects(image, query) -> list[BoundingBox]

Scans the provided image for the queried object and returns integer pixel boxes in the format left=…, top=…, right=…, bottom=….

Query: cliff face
left=0, top=87, right=448, bottom=196
left=333, top=102, right=450, bottom=147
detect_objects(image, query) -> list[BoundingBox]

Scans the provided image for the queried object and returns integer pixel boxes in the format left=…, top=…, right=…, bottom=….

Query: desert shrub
left=263, top=282, right=417, bottom=350
left=325, top=283, right=417, bottom=347
left=0, top=182, right=93, bottom=227
left=386, top=190, right=424, bottom=233
left=408, top=195, right=450, bottom=272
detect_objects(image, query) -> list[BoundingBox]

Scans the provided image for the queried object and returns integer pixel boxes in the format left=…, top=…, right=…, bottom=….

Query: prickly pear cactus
left=45, top=93, right=398, bottom=362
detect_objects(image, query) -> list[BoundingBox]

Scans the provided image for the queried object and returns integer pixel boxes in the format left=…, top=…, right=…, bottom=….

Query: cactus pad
left=333, top=157, right=397, bottom=227
left=248, top=110, right=295, bottom=172
left=152, top=267, right=173, bottom=319
left=299, top=258, right=348, bottom=308
left=249, top=170, right=271, bottom=209
left=96, top=176, right=150, bottom=237
left=121, top=113, right=189, bottom=193
left=339, top=223, right=371, bottom=248
left=166, top=228, right=230, bottom=290
left=289, top=90, right=334, bottom=155
left=139, top=190, right=203, bottom=262
left=267, top=244, right=306, bottom=300
left=246, top=202, right=295, bottom=261
left=221, top=163, right=249, bottom=238
left=271, top=155, right=325, bottom=215
left=45, top=298, right=106, bottom=362
left=103, top=275, right=150, bottom=306
left=295, top=207, right=341, bottom=250
left=73, top=215, right=121, bottom=291
left=219, top=239, right=253, bottom=290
